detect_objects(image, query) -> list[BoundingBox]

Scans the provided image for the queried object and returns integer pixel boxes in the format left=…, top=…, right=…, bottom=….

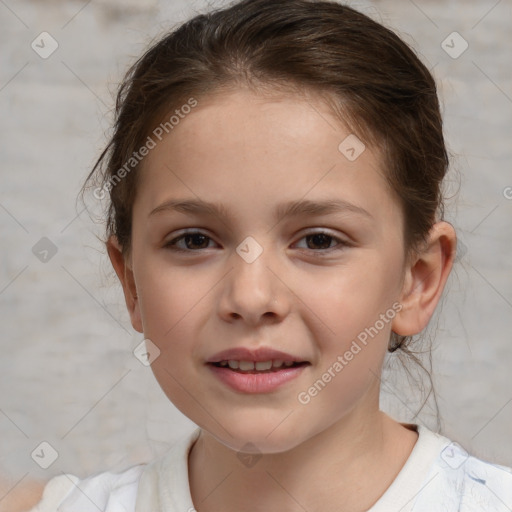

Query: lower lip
left=207, top=364, right=308, bottom=394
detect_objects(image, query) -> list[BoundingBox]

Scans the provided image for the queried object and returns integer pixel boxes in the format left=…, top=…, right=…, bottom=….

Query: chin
left=204, top=418, right=310, bottom=455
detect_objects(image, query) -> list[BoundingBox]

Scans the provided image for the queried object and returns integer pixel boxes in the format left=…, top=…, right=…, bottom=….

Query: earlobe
left=392, top=221, right=456, bottom=337
left=106, top=236, right=143, bottom=333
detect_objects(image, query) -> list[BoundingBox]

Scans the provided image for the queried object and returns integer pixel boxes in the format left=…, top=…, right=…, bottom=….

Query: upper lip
left=206, top=347, right=309, bottom=364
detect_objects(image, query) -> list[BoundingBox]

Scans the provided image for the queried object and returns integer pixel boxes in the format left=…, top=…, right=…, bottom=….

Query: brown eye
left=294, top=231, right=347, bottom=253
left=183, top=234, right=210, bottom=250
left=305, top=233, right=335, bottom=250
left=165, top=232, right=215, bottom=251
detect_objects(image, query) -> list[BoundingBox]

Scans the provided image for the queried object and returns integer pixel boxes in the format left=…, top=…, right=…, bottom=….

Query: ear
left=106, top=236, right=143, bottom=333
left=392, top=221, right=456, bottom=336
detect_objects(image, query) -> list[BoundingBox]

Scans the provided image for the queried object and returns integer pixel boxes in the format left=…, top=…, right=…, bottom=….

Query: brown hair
left=82, top=0, right=451, bottom=420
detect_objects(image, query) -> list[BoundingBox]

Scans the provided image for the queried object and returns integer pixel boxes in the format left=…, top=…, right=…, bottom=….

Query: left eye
left=294, top=232, right=345, bottom=251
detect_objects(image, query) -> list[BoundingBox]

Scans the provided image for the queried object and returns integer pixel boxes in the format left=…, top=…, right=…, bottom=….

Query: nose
left=217, top=244, right=290, bottom=326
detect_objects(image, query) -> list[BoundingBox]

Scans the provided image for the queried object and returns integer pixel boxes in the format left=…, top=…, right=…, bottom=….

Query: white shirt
left=30, top=423, right=512, bottom=511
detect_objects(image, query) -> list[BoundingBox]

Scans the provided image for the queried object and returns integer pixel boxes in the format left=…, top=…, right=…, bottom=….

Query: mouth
left=207, top=359, right=310, bottom=393
left=208, top=360, right=310, bottom=373
left=205, top=347, right=311, bottom=392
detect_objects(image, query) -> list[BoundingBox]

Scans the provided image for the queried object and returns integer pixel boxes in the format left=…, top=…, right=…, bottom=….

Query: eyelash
left=164, top=230, right=349, bottom=255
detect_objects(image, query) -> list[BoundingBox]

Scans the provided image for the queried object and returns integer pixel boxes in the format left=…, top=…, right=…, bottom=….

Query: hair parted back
left=82, top=0, right=450, bottom=393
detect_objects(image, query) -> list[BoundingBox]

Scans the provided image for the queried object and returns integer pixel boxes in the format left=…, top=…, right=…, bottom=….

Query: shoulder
left=412, top=427, right=512, bottom=512
left=28, top=428, right=202, bottom=512
left=458, top=452, right=512, bottom=511
left=28, top=464, right=145, bottom=512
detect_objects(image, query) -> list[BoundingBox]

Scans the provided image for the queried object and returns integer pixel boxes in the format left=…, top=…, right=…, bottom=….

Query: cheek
left=301, top=253, right=402, bottom=343
left=294, top=253, right=400, bottom=403
left=135, top=259, right=202, bottom=339
left=296, top=269, right=393, bottom=418
left=135, top=262, right=213, bottom=380
left=135, top=263, right=207, bottom=411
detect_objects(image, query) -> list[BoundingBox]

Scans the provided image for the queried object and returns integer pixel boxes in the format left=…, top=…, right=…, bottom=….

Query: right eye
left=164, top=231, right=217, bottom=252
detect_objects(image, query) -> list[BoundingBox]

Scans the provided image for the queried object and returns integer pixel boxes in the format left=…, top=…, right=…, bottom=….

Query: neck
left=188, top=408, right=418, bottom=512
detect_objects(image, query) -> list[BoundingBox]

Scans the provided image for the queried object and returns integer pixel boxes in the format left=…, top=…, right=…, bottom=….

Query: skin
left=0, top=479, right=44, bottom=512
left=108, top=87, right=456, bottom=512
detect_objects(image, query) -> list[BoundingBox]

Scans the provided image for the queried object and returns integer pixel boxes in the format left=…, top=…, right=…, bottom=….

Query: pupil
left=186, top=234, right=209, bottom=249
left=308, top=233, right=331, bottom=249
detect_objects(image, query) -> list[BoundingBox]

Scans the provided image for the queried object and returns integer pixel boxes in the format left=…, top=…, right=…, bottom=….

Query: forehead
left=159, top=88, right=362, bottom=158
left=135, top=88, right=398, bottom=225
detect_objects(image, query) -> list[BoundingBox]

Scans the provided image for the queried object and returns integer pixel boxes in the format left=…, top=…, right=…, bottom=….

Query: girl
left=31, top=0, right=512, bottom=510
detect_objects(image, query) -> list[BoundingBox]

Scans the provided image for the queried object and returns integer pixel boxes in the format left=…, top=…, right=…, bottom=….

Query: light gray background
left=1, top=0, right=511, bottom=493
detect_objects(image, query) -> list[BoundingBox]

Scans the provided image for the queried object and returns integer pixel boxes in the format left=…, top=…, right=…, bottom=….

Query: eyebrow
left=149, top=198, right=373, bottom=221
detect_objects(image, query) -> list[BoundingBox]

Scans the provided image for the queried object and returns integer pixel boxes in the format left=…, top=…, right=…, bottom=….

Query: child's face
left=128, top=88, right=408, bottom=452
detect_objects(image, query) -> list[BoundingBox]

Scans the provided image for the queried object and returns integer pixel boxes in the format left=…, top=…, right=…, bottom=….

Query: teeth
left=239, top=360, right=255, bottom=371
left=255, top=361, right=272, bottom=371
left=220, top=359, right=297, bottom=371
